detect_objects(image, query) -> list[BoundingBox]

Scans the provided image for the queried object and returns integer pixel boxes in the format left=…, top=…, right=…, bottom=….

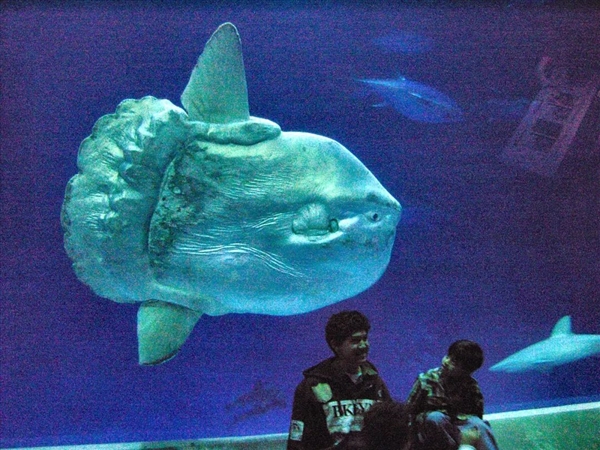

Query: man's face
left=333, top=330, right=369, bottom=366
left=441, top=355, right=470, bottom=378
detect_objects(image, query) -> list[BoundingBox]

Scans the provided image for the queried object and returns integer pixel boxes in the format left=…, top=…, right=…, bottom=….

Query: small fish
left=357, top=76, right=464, bottom=123
left=490, top=316, right=600, bottom=373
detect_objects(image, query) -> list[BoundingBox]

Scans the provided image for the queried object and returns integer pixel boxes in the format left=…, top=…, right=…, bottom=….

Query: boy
left=406, top=340, right=499, bottom=450
left=287, top=311, right=390, bottom=450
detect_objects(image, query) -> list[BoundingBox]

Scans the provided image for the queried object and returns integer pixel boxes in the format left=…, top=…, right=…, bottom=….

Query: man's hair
left=363, top=401, right=409, bottom=450
left=325, top=310, right=370, bottom=352
left=448, top=339, right=484, bottom=373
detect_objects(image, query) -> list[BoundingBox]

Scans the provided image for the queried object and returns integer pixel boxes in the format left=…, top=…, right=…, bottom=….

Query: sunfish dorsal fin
left=181, top=22, right=250, bottom=123
left=551, top=315, right=572, bottom=337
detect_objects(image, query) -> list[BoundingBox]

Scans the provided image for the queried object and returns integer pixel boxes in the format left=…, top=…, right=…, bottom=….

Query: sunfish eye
left=292, top=203, right=336, bottom=236
left=329, top=219, right=339, bottom=233
left=367, top=211, right=381, bottom=222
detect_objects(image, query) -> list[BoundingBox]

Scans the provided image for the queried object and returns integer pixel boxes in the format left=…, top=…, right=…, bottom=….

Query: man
left=406, top=340, right=499, bottom=450
left=287, top=310, right=391, bottom=450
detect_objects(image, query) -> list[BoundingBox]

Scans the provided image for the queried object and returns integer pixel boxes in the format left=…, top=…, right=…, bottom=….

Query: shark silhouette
left=225, top=381, right=286, bottom=424
left=357, top=76, right=464, bottom=123
left=490, top=316, right=600, bottom=373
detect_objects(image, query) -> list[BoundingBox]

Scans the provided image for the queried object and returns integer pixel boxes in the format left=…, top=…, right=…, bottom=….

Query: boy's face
left=441, top=355, right=471, bottom=378
left=333, top=330, right=369, bottom=366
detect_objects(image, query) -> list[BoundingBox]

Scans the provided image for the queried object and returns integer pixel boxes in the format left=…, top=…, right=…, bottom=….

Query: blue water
left=1, top=1, right=599, bottom=447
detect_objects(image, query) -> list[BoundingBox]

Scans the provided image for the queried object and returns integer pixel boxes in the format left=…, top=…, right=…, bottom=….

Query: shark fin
left=137, top=300, right=202, bottom=365
left=550, top=315, right=573, bottom=337
left=181, top=22, right=250, bottom=123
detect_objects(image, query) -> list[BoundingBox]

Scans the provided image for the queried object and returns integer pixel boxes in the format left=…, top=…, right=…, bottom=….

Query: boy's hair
left=448, top=339, right=484, bottom=373
left=363, top=401, right=409, bottom=450
left=325, top=310, right=370, bottom=352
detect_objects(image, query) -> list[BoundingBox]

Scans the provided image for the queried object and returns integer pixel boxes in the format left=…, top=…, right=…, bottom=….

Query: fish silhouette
left=357, top=76, right=464, bottom=123
left=225, top=381, right=287, bottom=424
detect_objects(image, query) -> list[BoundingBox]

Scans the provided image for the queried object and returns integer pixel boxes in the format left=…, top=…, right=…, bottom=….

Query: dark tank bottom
left=7, top=401, right=599, bottom=450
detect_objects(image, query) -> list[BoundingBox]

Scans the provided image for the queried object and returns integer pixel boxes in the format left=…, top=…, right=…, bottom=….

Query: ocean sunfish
left=61, top=23, right=401, bottom=365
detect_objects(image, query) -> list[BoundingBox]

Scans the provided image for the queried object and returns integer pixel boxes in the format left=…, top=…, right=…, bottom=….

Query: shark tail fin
left=551, top=315, right=573, bottom=337
left=137, top=300, right=202, bottom=365
left=181, top=22, right=250, bottom=123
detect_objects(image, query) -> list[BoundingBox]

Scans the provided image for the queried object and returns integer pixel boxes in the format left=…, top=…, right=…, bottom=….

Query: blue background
left=1, top=1, right=599, bottom=447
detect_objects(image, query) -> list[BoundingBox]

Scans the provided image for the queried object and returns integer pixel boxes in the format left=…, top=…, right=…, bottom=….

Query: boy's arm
left=287, top=380, right=328, bottom=450
left=405, top=377, right=424, bottom=423
left=287, top=382, right=310, bottom=450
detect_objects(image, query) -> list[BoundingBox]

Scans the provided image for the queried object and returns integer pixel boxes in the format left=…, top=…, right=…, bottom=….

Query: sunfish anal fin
left=137, top=300, right=202, bottom=365
left=181, top=22, right=249, bottom=123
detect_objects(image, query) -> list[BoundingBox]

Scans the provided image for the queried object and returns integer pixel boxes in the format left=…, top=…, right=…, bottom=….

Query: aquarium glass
left=1, top=1, right=599, bottom=447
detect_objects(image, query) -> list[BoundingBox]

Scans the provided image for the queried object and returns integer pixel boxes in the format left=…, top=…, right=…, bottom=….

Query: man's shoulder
left=302, top=358, right=334, bottom=377
left=292, top=359, right=336, bottom=404
left=301, top=357, right=337, bottom=382
left=362, top=360, right=385, bottom=380
left=300, top=357, right=385, bottom=384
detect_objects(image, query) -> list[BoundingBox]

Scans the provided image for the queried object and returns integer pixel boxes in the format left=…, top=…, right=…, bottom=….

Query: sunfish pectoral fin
left=137, top=300, right=202, bottom=365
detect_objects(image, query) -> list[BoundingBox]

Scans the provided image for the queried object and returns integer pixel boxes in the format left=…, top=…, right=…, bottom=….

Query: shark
left=490, top=316, right=600, bottom=373
left=357, top=76, right=464, bottom=123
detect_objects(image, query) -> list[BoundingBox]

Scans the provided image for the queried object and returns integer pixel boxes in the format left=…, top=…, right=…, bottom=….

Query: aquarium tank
left=1, top=1, right=599, bottom=448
